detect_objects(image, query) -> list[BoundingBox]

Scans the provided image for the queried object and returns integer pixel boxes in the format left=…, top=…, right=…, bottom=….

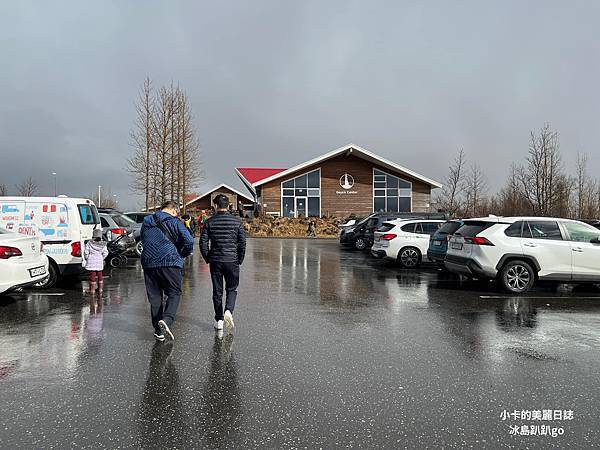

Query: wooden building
left=236, top=144, right=442, bottom=218
left=185, top=183, right=255, bottom=216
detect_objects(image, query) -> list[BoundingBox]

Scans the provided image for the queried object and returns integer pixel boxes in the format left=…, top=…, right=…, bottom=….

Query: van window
left=78, top=204, right=100, bottom=225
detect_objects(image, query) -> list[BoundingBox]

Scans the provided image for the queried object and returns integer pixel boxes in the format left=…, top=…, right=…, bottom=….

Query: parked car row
left=340, top=212, right=600, bottom=294
left=0, top=196, right=147, bottom=293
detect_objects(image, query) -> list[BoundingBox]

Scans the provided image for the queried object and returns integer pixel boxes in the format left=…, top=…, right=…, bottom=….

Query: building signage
left=336, top=173, right=358, bottom=195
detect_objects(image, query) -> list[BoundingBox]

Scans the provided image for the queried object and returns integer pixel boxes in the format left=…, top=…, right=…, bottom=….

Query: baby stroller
left=107, top=232, right=137, bottom=267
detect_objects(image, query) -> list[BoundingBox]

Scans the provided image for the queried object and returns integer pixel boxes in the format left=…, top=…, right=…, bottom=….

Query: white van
left=0, top=196, right=100, bottom=287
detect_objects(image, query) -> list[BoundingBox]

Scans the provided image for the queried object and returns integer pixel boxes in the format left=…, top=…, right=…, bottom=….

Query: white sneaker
left=224, top=310, right=235, bottom=332
left=158, top=320, right=174, bottom=341
left=214, top=320, right=224, bottom=330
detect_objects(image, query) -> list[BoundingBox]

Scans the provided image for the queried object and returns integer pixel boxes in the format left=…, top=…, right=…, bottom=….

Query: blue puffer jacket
left=140, top=211, right=194, bottom=269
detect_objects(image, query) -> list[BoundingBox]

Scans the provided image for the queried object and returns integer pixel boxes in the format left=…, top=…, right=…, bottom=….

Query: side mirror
left=591, top=236, right=600, bottom=244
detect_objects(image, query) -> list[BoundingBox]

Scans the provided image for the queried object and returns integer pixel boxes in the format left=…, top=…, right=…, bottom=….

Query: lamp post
left=98, top=185, right=102, bottom=207
left=51, top=172, right=57, bottom=196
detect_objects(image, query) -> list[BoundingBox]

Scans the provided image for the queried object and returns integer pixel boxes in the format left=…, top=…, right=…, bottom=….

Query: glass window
left=504, top=222, right=523, bottom=238
left=455, top=221, right=493, bottom=237
left=100, top=217, right=110, bottom=228
left=401, top=223, right=416, bottom=233
left=422, top=222, right=441, bottom=235
left=438, top=221, right=462, bottom=235
left=282, top=197, right=294, bottom=217
left=308, top=197, right=320, bottom=217
left=281, top=169, right=320, bottom=217
left=378, top=222, right=396, bottom=232
left=374, top=197, right=385, bottom=212
left=414, top=223, right=423, bottom=234
left=308, top=170, right=320, bottom=188
left=78, top=204, right=100, bottom=225
left=373, top=169, right=411, bottom=213
left=562, top=221, right=600, bottom=242
left=399, top=197, right=411, bottom=212
left=526, top=221, right=563, bottom=240
left=295, top=174, right=307, bottom=188
left=387, top=197, right=399, bottom=212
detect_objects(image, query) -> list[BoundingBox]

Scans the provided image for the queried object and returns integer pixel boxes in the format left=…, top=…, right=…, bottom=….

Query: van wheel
left=33, top=262, right=58, bottom=289
left=354, top=237, right=368, bottom=251
left=398, top=247, right=422, bottom=268
left=500, top=260, right=535, bottom=294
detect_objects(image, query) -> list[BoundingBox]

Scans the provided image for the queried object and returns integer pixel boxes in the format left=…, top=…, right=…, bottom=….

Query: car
left=445, top=216, right=600, bottom=294
left=0, top=228, right=49, bottom=295
left=125, top=212, right=152, bottom=224
left=338, top=217, right=363, bottom=236
left=427, top=219, right=465, bottom=268
left=339, top=212, right=447, bottom=251
left=371, top=219, right=445, bottom=267
left=99, top=210, right=142, bottom=256
left=0, top=196, right=100, bottom=288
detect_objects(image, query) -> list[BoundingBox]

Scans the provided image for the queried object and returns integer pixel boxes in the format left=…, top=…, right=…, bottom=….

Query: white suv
left=445, top=217, right=600, bottom=293
left=371, top=219, right=444, bottom=268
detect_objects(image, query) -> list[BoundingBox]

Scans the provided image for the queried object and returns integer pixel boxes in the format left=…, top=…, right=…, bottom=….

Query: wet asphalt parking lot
left=1, top=238, right=599, bottom=449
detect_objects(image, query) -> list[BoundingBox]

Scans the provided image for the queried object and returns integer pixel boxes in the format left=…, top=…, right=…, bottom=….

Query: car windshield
left=437, top=221, right=462, bottom=235
left=112, top=213, right=136, bottom=227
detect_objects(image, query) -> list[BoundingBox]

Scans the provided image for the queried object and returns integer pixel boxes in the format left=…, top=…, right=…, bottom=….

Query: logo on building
left=339, top=173, right=354, bottom=190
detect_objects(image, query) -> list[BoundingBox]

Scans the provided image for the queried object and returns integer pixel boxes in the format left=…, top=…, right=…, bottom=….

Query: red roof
left=236, top=168, right=287, bottom=185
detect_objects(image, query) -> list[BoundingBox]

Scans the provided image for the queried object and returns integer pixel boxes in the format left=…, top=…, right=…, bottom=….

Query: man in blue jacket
left=141, top=200, right=194, bottom=342
left=200, top=194, right=246, bottom=333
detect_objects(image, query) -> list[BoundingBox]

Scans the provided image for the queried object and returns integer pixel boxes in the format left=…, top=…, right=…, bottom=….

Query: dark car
left=339, top=212, right=448, bottom=251
left=427, top=219, right=464, bottom=267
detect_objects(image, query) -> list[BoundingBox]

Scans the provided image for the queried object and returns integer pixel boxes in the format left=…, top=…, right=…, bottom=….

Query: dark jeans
left=144, top=267, right=183, bottom=331
left=210, top=261, right=240, bottom=321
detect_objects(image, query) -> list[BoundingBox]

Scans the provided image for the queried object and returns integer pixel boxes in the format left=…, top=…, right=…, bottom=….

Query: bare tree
left=437, top=148, right=466, bottom=216
left=127, top=77, right=155, bottom=211
left=517, top=123, right=565, bottom=216
left=574, top=152, right=597, bottom=219
left=16, top=176, right=38, bottom=196
left=464, top=163, right=488, bottom=216
left=0, top=184, right=7, bottom=196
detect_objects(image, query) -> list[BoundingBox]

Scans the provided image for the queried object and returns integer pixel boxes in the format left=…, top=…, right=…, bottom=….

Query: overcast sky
left=1, top=1, right=599, bottom=209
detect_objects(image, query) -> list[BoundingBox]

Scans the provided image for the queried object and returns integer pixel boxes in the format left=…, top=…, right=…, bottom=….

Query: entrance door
left=295, top=197, right=307, bottom=218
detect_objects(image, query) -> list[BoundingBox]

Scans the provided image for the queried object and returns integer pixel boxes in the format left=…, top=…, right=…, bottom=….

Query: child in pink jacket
left=84, top=229, right=108, bottom=288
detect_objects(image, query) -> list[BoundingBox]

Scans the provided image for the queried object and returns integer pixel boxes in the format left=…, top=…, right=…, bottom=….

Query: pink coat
left=84, top=241, right=108, bottom=271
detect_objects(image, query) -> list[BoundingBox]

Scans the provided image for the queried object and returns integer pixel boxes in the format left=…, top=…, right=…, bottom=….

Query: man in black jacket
left=200, top=194, right=246, bottom=332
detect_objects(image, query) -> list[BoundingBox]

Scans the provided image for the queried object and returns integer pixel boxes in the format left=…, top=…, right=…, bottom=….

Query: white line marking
left=480, top=295, right=600, bottom=300
left=27, top=293, right=65, bottom=296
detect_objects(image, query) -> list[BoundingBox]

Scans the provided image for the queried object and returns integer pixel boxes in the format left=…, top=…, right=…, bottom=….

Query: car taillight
left=465, top=236, right=494, bottom=246
left=71, top=241, right=82, bottom=257
left=381, top=234, right=397, bottom=241
left=111, top=228, right=125, bottom=235
left=0, top=246, right=23, bottom=259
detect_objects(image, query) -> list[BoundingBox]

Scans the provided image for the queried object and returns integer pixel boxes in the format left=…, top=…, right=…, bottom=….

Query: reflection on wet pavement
left=0, top=239, right=599, bottom=448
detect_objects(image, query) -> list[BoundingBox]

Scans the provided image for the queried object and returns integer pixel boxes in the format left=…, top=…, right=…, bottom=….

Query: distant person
left=200, top=194, right=246, bottom=333
left=182, top=214, right=196, bottom=236
left=84, top=228, right=108, bottom=290
left=307, top=220, right=317, bottom=238
left=141, top=200, right=194, bottom=342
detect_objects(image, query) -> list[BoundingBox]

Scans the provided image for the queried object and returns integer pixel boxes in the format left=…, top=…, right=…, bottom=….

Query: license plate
left=29, top=266, right=47, bottom=278
left=451, top=242, right=463, bottom=250
left=433, top=241, right=442, bottom=246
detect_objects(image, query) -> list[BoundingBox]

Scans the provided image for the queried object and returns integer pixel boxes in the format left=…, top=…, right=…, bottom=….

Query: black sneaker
left=158, top=320, right=174, bottom=341
left=154, top=331, right=165, bottom=342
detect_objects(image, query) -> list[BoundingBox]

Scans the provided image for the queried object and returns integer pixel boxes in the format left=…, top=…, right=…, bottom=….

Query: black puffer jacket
left=200, top=212, right=246, bottom=264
